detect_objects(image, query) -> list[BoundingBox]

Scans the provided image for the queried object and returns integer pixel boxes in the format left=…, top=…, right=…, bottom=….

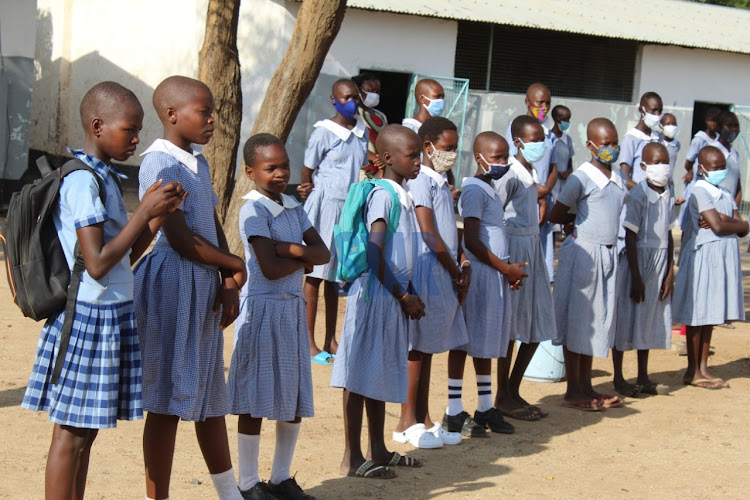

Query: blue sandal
left=311, top=351, right=334, bottom=365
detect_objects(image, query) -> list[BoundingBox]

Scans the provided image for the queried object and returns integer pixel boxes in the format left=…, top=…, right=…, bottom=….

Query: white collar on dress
left=509, top=157, right=538, bottom=187
left=578, top=162, right=625, bottom=191
left=695, top=179, right=731, bottom=203
left=241, top=189, right=300, bottom=218
left=625, top=128, right=652, bottom=142
left=461, top=176, right=496, bottom=198
left=709, top=139, right=734, bottom=157
left=420, top=164, right=447, bottom=187
left=141, top=138, right=203, bottom=174
left=380, top=178, right=414, bottom=209
left=695, top=130, right=715, bottom=142
left=313, top=116, right=366, bottom=141
left=642, top=180, right=670, bottom=204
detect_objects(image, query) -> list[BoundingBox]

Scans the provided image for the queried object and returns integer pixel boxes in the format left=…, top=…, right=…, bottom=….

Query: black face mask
left=720, top=129, right=739, bottom=144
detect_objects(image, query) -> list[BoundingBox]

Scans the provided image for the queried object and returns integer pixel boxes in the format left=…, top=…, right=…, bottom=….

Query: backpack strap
left=370, top=180, right=402, bottom=234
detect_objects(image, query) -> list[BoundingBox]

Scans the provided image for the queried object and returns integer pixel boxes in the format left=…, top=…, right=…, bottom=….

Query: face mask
left=478, top=153, right=511, bottom=180
left=641, top=109, right=663, bottom=129
left=333, top=99, right=358, bottom=120
left=530, top=106, right=548, bottom=123
left=661, top=124, right=677, bottom=139
left=559, top=121, right=570, bottom=132
left=422, top=95, right=445, bottom=117
left=643, top=162, right=672, bottom=187
left=362, top=91, right=380, bottom=108
left=700, top=165, right=728, bottom=186
left=428, top=142, right=458, bottom=174
left=517, top=139, right=547, bottom=163
left=720, top=129, right=739, bottom=144
left=589, top=141, right=620, bottom=165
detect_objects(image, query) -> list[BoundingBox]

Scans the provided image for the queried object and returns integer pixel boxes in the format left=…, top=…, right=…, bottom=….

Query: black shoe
left=240, top=481, right=279, bottom=500
left=268, top=477, right=316, bottom=500
left=473, top=407, right=515, bottom=434
left=442, top=411, right=487, bottom=437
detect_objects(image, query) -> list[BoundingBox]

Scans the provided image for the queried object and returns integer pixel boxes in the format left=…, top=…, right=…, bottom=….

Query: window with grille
left=454, top=21, right=638, bottom=102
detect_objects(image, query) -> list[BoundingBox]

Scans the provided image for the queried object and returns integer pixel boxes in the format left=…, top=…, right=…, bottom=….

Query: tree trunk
left=224, top=0, right=348, bottom=255
left=198, top=0, right=242, bottom=222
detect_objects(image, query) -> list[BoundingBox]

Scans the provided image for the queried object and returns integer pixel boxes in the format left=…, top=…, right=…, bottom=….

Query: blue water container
left=522, top=340, right=566, bottom=382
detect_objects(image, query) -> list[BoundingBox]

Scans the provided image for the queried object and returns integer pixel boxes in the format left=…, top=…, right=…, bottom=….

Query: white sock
left=270, top=421, right=301, bottom=485
left=238, top=433, right=261, bottom=491
left=447, top=378, right=464, bottom=416
left=210, top=467, right=242, bottom=500
left=476, top=374, right=493, bottom=412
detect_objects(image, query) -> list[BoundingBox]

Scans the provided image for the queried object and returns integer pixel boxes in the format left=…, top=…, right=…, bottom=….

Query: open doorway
left=691, top=100, right=732, bottom=137
left=359, top=68, right=412, bottom=126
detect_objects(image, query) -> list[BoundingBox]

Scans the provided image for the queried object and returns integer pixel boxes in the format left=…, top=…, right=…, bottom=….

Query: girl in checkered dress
left=21, top=82, right=185, bottom=498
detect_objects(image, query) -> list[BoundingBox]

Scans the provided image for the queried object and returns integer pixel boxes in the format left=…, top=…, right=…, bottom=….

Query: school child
left=352, top=73, right=388, bottom=178
left=392, top=117, right=468, bottom=449
left=656, top=113, right=681, bottom=172
left=619, top=92, right=663, bottom=188
left=402, top=78, right=446, bottom=133
left=672, top=145, right=747, bottom=389
left=548, top=118, right=628, bottom=412
left=442, top=131, right=525, bottom=436
left=505, top=82, right=558, bottom=282
left=678, top=107, right=720, bottom=224
left=230, top=134, right=330, bottom=499
left=21, top=81, right=186, bottom=499
left=550, top=105, right=575, bottom=204
left=331, top=125, right=425, bottom=479
left=494, top=116, right=557, bottom=420
left=709, top=110, right=742, bottom=207
left=297, top=79, right=368, bottom=364
left=612, top=143, right=675, bottom=397
left=134, top=76, right=247, bottom=500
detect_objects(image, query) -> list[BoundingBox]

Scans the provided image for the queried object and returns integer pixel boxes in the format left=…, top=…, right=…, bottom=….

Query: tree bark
left=224, top=0, right=348, bottom=255
left=198, top=0, right=242, bottom=221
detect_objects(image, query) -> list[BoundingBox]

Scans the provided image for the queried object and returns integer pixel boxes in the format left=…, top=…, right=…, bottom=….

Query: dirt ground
left=2, top=187, right=750, bottom=499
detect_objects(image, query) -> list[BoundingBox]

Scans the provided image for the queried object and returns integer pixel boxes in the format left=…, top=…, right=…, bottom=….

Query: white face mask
left=642, top=109, right=663, bottom=129
left=661, top=124, right=678, bottom=139
left=362, top=90, right=380, bottom=108
left=643, top=162, right=672, bottom=187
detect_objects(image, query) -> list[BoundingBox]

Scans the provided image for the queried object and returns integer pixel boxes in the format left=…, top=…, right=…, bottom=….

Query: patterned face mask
left=588, top=141, right=620, bottom=165
left=529, top=106, right=548, bottom=123
left=428, top=142, right=458, bottom=174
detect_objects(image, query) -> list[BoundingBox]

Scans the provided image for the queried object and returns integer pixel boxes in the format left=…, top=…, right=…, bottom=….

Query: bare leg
left=683, top=326, right=702, bottom=384
left=636, top=349, right=651, bottom=386
left=364, top=398, right=389, bottom=463
left=195, top=416, right=234, bottom=474
left=304, top=277, right=322, bottom=357
left=322, top=281, right=339, bottom=355
left=562, top=347, right=588, bottom=402
left=143, top=412, right=179, bottom=499
left=339, top=390, right=395, bottom=477
left=580, top=354, right=599, bottom=399
left=45, top=424, right=96, bottom=500
left=448, top=349, right=467, bottom=379
left=396, top=351, right=423, bottom=432
left=698, top=326, right=720, bottom=381
left=494, top=341, right=513, bottom=411
left=415, top=353, right=434, bottom=428
left=73, top=429, right=98, bottom=500
left=612, top=348, right=638, bottom=396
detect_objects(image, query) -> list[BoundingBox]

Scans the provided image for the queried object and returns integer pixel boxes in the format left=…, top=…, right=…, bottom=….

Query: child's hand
left=538, top=199, right=548, bottom=226
left=451, top=187, right=460, bottom=203
left=232, top=268, right=247, bottom=289
left=503, top=261, right=528, bottom=287
left=296, top=182, right=313, bottom=200
left=563, top=222, right=574, bottom=236
left=683, top=170, right=694, bottom=185
left=141, top=179, right=188, bottom=219
left=630, top=276, right=646, bottom=303
left=372, top=153, right=385, bottom=170
left=559, top=170, right=571, bottom=180
left=213, top=277, right=240, bottom=329
left=660, top=270, right=674, bottom=301
left=399, top=294, right=425, bottom=320
left=454, top=266, right=472, bottom=306
left=274, top=241, right=304, bottom=260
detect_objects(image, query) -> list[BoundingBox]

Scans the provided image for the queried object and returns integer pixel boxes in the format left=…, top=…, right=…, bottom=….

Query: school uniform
left=654, top=134, right=681, bottom=172
left=679, top=131, right=714, bottom=226
left=506, top=122, right=558, bottom=281
left=615, top=181, right=675, bottom=351
left=456, top=178, right=512, bottom=359
left=402, top=117, right=423, bottom=134
left=407, top=166, right=469, bottom=353
left=553, top=163, right=627, bottom=358
left=495, top=158, right=556, bottom=343
left=133, top=139, right=229, bottom=421
left=228, top=191, right=314, bottom=421
left=303, top=118, right=368, bottom=281
left=617, top=128, right=653, bottom=252
left=551, top=132, right=575, bottom=202
left=22, top=149, right=141, bottom=429
left=672, top=180, right=745, bottom=326
left=709, top=139, right=741, bottom=200
left=330, top=180, right=417, bottom=403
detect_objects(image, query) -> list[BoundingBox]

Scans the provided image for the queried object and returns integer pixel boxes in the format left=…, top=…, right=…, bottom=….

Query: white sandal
left=428, top=422, right=462, bottom=445
left=392, top=423, right=443, bottom=449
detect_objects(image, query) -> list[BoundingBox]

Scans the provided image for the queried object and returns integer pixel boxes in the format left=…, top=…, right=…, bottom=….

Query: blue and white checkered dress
left=133, top=145, right=229, bottom=421
left=22, top=150, right=142, bottom=429
left=228, top=192, right=315, bottom=420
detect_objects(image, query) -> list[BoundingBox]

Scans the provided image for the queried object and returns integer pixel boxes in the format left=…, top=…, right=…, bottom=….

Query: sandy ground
left=2, top=187, right=750, bottom=499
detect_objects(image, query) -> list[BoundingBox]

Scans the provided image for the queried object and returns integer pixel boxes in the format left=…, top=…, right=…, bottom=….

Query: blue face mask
left=701, top=165, right=728, bottom=186
left=333, top=99, right=358, bottom=120
left=479, top=154, right=511, bottom=180
left=422, top=95, right=445, bottom=117
left=589, top=141, right=620, bottom=165
left=560, top=121, right=570, bottom=132
left=518, top=140, right=547, bottom=163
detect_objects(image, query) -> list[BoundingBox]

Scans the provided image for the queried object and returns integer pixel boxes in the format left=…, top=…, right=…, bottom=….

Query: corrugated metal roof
left=344, top=0, right=750, bottom=55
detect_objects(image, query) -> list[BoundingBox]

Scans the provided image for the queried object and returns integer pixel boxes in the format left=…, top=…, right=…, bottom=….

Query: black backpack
left=1, top=157, right=107, bottom=383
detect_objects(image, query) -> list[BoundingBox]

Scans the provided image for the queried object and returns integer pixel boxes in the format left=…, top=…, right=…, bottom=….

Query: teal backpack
left=333, top=179, right=401, bottom=283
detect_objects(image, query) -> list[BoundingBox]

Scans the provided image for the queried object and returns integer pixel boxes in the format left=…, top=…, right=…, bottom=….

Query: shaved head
left=639, top=91, right=662, bottom=107
left=415, top=78, right=444, bottom=99
left=642, top=142, right=669, bottom=164
left=376, top=124, right=419, bottom=154
left=153, top=75, right=211, bottom=121
left=80, top=81, right=142, bottom=128
left=526, top=82, right=550, bottom=101
left=587, top=118, right=617, bottom=142
left=333, top=78, right=357, bottom=94
left=473, top=131, right=506, bottom=152
left=698, top=145, right=725, bottom=166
